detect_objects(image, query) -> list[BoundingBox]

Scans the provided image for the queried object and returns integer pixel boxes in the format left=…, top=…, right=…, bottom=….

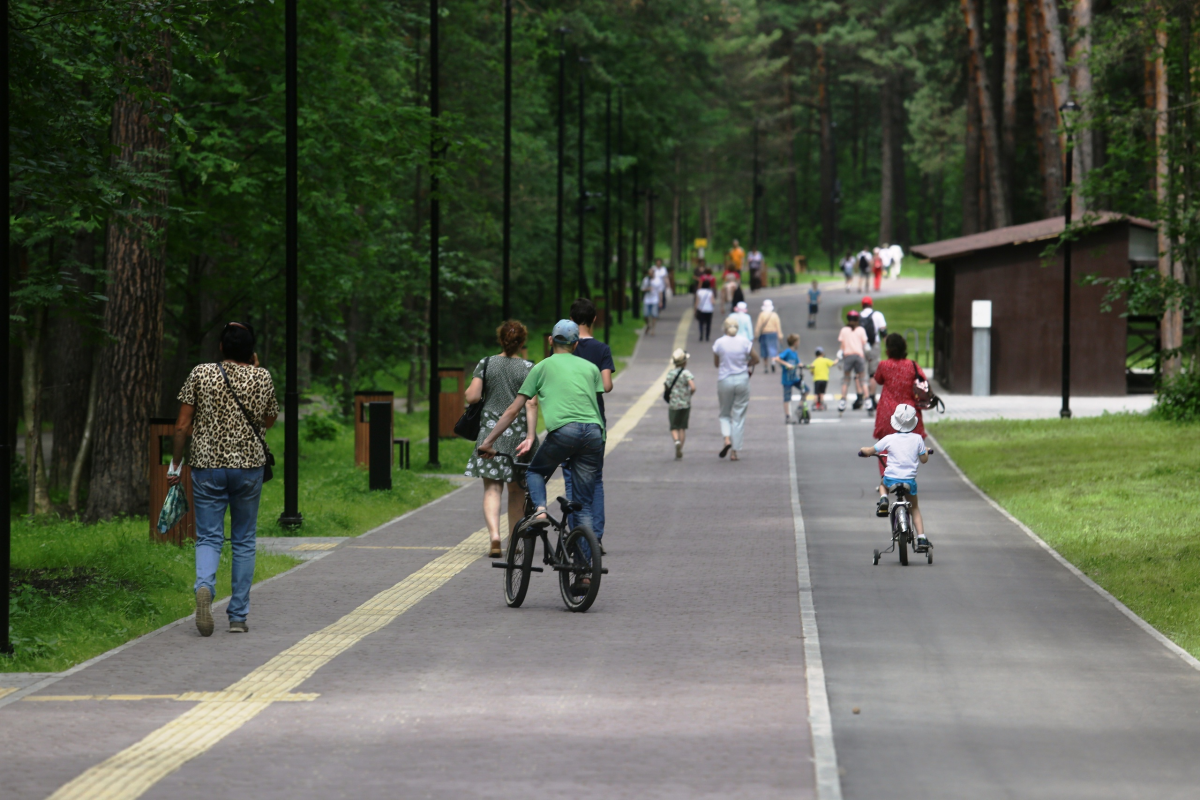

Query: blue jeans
left=525, top=423, right=605, bottom=537
left=562, top=456, right=604, bottom=540
left=192, top=468, right=264, bottom=623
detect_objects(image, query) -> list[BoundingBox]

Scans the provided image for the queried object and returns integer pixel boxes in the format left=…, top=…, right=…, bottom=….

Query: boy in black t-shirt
left=563, top=298, right=615, bottom=550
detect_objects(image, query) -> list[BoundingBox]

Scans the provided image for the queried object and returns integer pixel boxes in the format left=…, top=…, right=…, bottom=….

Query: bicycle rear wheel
left=504, top=527, right=535, bottom=608
left=558, top=527, right=602, bottom=612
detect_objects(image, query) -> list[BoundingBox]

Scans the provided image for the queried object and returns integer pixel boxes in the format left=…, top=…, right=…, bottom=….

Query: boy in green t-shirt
left=479, top=320, right=606, bottom=537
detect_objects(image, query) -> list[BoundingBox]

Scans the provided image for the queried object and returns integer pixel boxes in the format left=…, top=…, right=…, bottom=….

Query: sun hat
left=891, top=403, right=919, bottom=433
left=551, top=319, right=580, bottom=345
left=861, top=296, right=873, bottom=306
left=761, top=299, right=774, bottom=313
left=735, top=301, right=748, bottom=313
left=671, top=348, right=689, bottom=366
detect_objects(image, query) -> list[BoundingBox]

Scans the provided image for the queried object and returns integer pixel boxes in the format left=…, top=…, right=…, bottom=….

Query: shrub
left=303, top=413, right=341, bottom=442
left=1152, top=364, right=1200, bottom=423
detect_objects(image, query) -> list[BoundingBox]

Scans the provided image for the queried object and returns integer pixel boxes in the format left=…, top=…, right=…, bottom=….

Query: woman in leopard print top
left=170, top=322, right=279, bottom=636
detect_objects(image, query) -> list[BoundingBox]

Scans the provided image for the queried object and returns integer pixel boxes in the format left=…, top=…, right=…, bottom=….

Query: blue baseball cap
left=551, top=319, right=580, bottom=345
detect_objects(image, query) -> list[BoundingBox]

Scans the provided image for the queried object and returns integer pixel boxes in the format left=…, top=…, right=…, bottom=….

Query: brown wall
left=937, top=223, right=1131, bottom=395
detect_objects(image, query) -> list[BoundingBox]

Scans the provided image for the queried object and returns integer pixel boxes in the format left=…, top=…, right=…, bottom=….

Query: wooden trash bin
left=355, top=391, right=395, bottom=467
left=438, top=368, right=465, bottom=439
left=149, top=418, right=196, bottom=545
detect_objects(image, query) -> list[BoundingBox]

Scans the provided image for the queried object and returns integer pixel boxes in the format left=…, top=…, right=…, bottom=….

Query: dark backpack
left=858, top=253, right=871, bottom=272
left=862, top=311, right=878, bottom=345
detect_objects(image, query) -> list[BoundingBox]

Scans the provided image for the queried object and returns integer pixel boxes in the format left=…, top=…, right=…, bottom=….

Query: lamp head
left=1059, top=99, right=1081, bottom=114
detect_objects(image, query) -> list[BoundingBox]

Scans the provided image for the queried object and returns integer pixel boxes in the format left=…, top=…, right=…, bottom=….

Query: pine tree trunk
left=1002, top=0, right=1019, bottom=195
left=1156, top=19, right=1183, bottom=374
left=963, top=0, right=1012, bottom=228
left=1070, top=0, right=1094, bottom=207
left=816, top=31, right=836, bottom=257
left=22, top=305, right=51, bottom=515
left=891, top=75, right=911, bottom=246
left=784, top=59, right=800, bottom=260
left=879, top=86, right=895, bottom=245
left=671, top=151, right=681, bottom=270
left=86, top=32, right=171, bottom=521
left=49, top=229, right=96, bottom=490
left=1027, top=0, right=1065, bottom=216
left=963, top=57, right=982, bottom=234
left=1037, top=0, right=1073, bottom=212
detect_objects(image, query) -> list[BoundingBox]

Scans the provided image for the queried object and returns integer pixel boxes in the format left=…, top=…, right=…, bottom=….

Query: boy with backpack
left=860, top=296, right=887, bottom=412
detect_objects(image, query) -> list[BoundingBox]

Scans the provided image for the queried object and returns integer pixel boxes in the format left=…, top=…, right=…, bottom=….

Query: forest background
left=9, top=0, right=1198, bottom=521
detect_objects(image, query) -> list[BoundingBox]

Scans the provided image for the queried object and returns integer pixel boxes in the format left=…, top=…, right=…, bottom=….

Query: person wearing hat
left=478, top=320, right=606, bottom=550
left=837, top=309, right=869, bottom=412
left=859, top=403, right=931, bottom=549
left=754, top=299, right=782, bottom=372
left=731, top=301, right=754, bottom=343
left=712, top=318, right=759, bottom=460
left=664, top=349, right=696, bottom=459
left=860, top=296, right=887, bottom=412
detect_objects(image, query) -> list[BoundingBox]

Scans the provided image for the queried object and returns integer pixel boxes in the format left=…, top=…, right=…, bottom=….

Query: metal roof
left=910, top=212, right=1156, bottom=263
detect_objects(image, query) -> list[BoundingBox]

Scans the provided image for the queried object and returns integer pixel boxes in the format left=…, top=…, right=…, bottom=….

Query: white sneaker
left=674, top=440, right=683, bottom=459
left=838, top=399, right=847, bottom=413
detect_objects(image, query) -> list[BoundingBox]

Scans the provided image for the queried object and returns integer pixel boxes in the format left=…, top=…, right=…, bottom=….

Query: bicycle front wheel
left=504, top=528, right=535, bottom=608
left=558, top=527, right=602, bottom=612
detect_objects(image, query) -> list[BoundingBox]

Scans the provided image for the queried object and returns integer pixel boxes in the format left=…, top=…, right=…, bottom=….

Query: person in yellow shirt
left=808, top=347, right=836, bottom=411
left=729, top=239, right=745, bottom=272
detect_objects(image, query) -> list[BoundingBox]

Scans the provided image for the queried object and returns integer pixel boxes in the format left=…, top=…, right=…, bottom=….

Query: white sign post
left=972, top=300, right=992, bottom=396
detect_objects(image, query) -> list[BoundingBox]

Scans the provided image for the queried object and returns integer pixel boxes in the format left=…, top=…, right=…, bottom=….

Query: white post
left=972, top=300, right=992, bottom=396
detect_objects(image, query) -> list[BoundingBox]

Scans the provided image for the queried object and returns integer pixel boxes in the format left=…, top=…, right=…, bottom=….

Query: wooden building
left=911, top=213, right=1157, bottom=395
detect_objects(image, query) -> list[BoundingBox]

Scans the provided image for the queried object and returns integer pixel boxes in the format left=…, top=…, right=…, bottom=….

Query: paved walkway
left=3, top=281, right=1198, bottom=800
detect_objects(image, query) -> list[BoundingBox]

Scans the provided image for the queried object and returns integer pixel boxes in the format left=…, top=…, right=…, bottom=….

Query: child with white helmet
left=858, top=403, right=933, bottom=548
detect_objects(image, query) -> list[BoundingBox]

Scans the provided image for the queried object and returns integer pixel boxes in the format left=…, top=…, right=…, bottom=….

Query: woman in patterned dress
left=463, top=320, right=539, bottom=557
left=870, top=333, right=930, bottom=516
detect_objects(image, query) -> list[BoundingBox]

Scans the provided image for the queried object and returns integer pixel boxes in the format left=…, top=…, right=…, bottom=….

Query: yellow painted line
left=0, top=687, right=20, bottom=701
left=43, top=311, right=681, bottom=800
left=346, top=545, right=453, bottom=550
left=21, top=693, right=318, bottom=703
left=289, top=542, right=339, bottom=551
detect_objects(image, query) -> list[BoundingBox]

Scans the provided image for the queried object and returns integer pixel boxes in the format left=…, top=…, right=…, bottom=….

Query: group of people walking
left=841, top=244, right=905, bottom=293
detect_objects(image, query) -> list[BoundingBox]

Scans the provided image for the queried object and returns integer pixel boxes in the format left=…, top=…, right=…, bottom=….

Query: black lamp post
left=501, top=0, right=512, bottom=320
left=1060, top=99, right=1081, bottom=420
left=555, top=28, right=569, bottom=321
left=278, top=0, right=303, bottom=529
left=1, top=0, right=12, bottom=654
left=428, top=0, right=442, bottom=466
left=616, top=88, right=624, bottom=325
left=603, top=88, right=612, bottom=344
left=630, top=164, right=640, bottom=319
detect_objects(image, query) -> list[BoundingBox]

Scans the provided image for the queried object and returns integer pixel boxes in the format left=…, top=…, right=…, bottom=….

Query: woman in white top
left=694, top=283, right=715, bottom=341
left=712, top=319, right=759, bottom=461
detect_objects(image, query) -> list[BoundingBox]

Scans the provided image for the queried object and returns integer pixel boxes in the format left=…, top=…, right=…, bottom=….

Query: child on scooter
left=858, top=403, right=932, bottom=549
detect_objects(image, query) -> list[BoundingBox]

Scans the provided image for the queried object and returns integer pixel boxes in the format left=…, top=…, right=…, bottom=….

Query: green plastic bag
left=157, top=468, right=189, bottom=534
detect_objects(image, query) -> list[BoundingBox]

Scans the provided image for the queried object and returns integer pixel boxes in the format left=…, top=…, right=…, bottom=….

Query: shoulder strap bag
left=454, top=356, right=489, bottom=440
left=217, top=362, right=275, bottom=482
left=910, top=359, right=945, bottom=414
left=663, top=368, right=684, bottom=403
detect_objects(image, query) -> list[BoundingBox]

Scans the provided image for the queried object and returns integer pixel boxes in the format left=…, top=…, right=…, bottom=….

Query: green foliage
left=302, top=413, right=342, bottom=443
left=1151, top=365, right=1200, bottom=424
left=934, top=414, right=1200, bottom=658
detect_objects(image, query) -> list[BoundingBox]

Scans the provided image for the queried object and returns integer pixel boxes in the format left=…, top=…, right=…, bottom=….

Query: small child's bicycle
left=485, top=452, right=606, bottom=612
left=872, top=481, right=932, bottom=566
left=788, top=382, right=812, bottom=424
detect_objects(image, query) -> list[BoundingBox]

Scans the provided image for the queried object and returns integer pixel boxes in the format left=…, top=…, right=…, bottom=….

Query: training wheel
left=927, top=550, right=933, bottom=564
left=872, top=550, right=881, bottom=566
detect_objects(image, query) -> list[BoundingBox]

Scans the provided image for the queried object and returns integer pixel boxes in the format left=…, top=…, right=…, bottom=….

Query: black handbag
left=454, top=356, right=489, bottom=440
left=217, top=362, right=275, bottom=482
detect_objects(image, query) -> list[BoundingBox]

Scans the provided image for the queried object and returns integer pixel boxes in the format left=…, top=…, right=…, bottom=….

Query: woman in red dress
left=871, top=333, right=929, bottom=516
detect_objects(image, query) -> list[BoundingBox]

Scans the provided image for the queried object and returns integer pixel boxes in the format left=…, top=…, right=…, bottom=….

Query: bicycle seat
left=556, top=496, right=583, bottom=516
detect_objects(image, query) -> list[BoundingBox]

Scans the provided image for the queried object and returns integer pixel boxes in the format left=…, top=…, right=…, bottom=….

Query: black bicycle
left=483, top=452, right=605, bottom=612
left=871, top=481, right=932, bottom=566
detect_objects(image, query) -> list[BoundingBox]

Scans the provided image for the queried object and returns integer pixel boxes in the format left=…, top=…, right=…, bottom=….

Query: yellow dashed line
left=43, top=311, right=689, bottom=800
left=347, top=545, right=453, bottom=550
left=23, top=693, right=318, bottom=703
left=289, top=542, right=339, bottom=551
left=0, top=687, right=20, bottom=701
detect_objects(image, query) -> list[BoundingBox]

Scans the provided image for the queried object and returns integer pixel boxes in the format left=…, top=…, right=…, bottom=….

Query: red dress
left=873, top=358, right=927, bottom=475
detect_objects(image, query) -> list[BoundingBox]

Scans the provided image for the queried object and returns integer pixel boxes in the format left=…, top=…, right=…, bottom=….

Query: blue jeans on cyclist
left=525, top=422, right=605, bottom=538
left=562, top=458, right=603, bottom=540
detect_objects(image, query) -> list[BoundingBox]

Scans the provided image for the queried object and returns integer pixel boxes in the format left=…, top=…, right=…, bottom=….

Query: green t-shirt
left=518, top=353, right=605, bottom=435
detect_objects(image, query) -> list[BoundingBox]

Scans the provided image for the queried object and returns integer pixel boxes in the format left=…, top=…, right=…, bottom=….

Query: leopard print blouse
left=178, top=362, right=280, bottom=469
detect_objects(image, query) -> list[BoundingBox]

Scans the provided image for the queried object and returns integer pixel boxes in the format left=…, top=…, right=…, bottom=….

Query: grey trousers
left=717, top=372, right=751, bottom=451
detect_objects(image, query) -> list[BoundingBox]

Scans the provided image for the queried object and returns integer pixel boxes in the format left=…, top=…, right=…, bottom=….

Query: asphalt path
left=779, top=279, right=1200, bottom=799
left=5, top=276, right=1200, bottom=800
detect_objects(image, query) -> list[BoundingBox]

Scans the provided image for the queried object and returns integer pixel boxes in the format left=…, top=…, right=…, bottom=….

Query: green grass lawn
left=5, top=516, right=300, bottom=673
left=843, top=292, right=934, bottom=368
left=932, top=414, right=1200, bottom=659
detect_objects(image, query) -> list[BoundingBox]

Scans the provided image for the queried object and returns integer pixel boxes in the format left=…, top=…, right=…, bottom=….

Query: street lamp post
left=555, top=28, right=569, bottom=321
left=428, top=0, right=442, bottom=466
left=630, top=165, right=640, bottom=319
left=1, top=0, right=12, bottom=654
left=616, top=89, right=624, bottom=325
left=501, top=0, right=512, bottom=320
left=604, top=89, right=612, bottom=344
left=1060, top=99, right=1081, bottom=420
left=278, top=0, right=303, bottom=529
